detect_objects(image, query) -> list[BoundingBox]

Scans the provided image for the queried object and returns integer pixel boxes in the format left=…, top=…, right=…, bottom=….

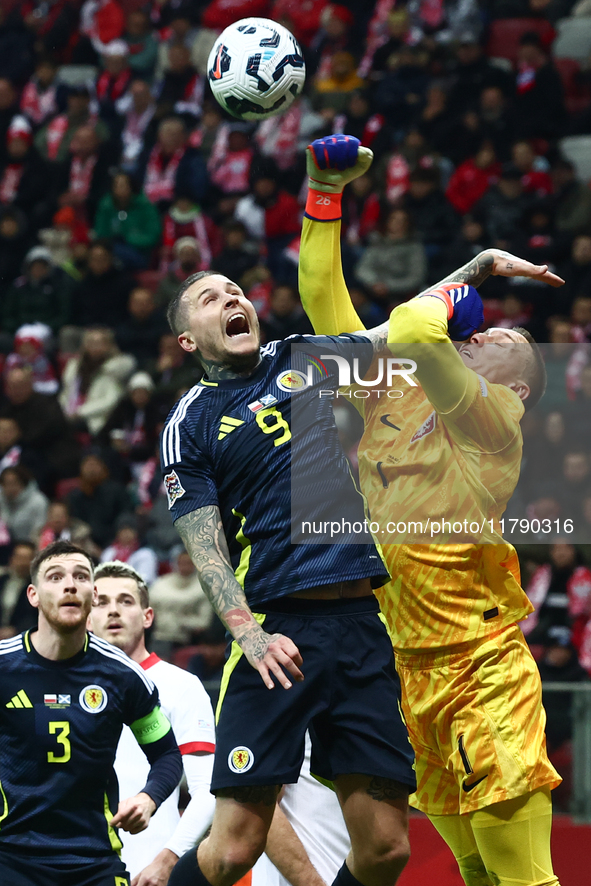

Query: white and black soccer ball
left=207, top=18, right=306, bottom=121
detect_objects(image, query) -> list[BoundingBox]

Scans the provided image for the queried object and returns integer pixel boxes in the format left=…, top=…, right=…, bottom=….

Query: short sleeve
left=160, top=415, right=218, bottom=522
left=168, top=672, right=216, bottom=756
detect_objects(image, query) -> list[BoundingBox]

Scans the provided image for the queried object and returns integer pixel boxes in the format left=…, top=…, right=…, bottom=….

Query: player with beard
left=298, top=134, right=564, bottom=886
left=0, top=540, right=182, bottom=886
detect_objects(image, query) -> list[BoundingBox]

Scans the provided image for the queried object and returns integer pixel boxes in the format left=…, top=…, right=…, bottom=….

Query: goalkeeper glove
left=417, top=283, right=484, bottom=341
left=305, top=134, right=373, bottom=222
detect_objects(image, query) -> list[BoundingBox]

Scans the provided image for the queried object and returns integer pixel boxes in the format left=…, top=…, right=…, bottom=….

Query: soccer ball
left=207, top=18, right=306, bottom=121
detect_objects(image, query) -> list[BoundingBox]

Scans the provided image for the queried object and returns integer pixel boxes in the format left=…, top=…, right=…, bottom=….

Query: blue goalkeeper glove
left=417, top=283, right=484, bottom=341
left=305, top=134, right=373, bottom=221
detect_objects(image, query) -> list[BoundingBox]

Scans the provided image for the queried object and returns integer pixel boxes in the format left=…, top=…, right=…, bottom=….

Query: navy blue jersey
left=161, top=334, right=388, bottom=607
left=0, top=631, right=165, bottom=864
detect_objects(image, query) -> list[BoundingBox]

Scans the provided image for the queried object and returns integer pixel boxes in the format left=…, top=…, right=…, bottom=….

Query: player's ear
left=27, top=583, right=39, bottom=609
left=143, top=606, right=154, bottom=630
left=178, top=331, right=197, bottom=353
left=507, top=379, right=530, bottom=402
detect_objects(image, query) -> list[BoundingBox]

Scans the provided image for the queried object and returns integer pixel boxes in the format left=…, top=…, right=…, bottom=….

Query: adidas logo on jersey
left=218, top=416, right=244, bottom=440
left=6, top=689, right=33, bottom=708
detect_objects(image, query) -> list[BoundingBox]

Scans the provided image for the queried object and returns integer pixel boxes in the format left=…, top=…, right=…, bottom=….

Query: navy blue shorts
left=212, top=595, right=416, bottom=792
left=0, top=851, right=130, bottom=886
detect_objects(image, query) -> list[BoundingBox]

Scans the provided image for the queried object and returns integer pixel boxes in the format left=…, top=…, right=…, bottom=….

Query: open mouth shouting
left=225, top=312, right=251, bottom=339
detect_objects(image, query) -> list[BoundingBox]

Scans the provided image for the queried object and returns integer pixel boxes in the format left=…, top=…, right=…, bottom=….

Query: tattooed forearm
left=215, top=785, right=280, bottom=806
left=174, top=506, right=256, bottom=639
left=366, top=777, right=410, bottom=803
left=355, top=321, right=389, bottom=354
left=424, top=251, right=495, bottom=292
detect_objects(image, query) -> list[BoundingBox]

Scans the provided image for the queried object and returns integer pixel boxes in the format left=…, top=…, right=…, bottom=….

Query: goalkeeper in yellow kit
left=299, top=135, right=564, bottom=886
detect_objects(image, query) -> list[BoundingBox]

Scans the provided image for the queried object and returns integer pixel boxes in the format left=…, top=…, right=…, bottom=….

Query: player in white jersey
left=90, top=561, right=216, bottom=885
left=252, top=732, right=350, bottom=886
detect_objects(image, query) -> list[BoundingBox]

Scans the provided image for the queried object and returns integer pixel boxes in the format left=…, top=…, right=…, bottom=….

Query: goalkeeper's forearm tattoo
left=426, top=251, right=495, bottom=292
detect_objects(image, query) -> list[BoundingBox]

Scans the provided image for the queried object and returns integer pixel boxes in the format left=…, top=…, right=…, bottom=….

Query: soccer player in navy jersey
left=0, top=540, right=182, bottom=886
left=162, top=271, right=416, bottom=886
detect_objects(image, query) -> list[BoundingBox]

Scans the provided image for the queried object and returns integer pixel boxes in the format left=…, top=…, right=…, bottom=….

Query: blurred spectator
left=97, top=39, right=132, bottom=124
left=402, top=167, right=459, bottom=266
left=78, top=0, right=125, bottom=59
left=155, top=6, right=217, bottom=79
left=116, top=288, right=168, bottom=368
left=538, top=626, right=589, bottom=753
left=115, top=78, right=156, bottom=172
left=54, top=123, right=112, bottom=223
left=70, top=241, right=134, bottom=327
left=514, top=32, right=565, bottom=141
left=476, top=163, right=531, bottom=246
left=3, top=323, right=58, bottom=395
left=0, top=79, right=20, bottom=165
left=156, top=237, right=204, bottom=306
left=341, top=170, right=381, bottom=253
left=333, top=90, right=387, bottom=157
left=260, top=285, right=314, bottom=342
left=566, top=364, right=591, bottom=444
left=94, top=170, right=161, bottom=270
left=552, top=159, right=591, bottom=238
left=156, top=42, right=203, bottom=120
left=123, top=11, right=158, bottom=80
left=273, top=0, right=329, bottom=49
left=368, top=9, right=411, bottom=80
left=211, top=222, right=258, bottom=285
left=448, top=34, right=513, bottom=119
left=0, top=366, right=80, bottom=488
left=141, top=117, right=208, bottom=210
left=557, top=235, right=591, bottom=316
left=149, top=548, right=214, bottom=654
left=0, top=541, right=37, bottom=638
left=38, top=500, right=96, bottom=553
left=313, top=51, right=366, bottom=115
left=101, top=371, right=161, bottom=468
left=20, top=57, right=60, bottom=127
left=0, top=9, right=34, bottom=86
left=523, top=411, right=568, bottom=494
left=440, top=213, right=486, bottom=279
left=355, top=207, right=427, bottom=303
left=373, top=46, right=428, bottom=130
left=349, top=286, right=388, bottom=328
left=571, top=296, right=591, bottom=342
left=35, top=85, right=109, bottom=164
left=100, top=513, right=158, bottom=585
left=0, top=417, right=30, bottom=475
left=445, top=140, right=501, bottom=216
left=207, top=123, right=254, bottom=200
left=161, top=193, right=220, bottom=273
left=67, top=452, right=131, bottom=548
left=310, top=4, right=358, bottom=77
left=0, top=208, right=30, bottom=297
left=59, top=326, right=135, bottom=436
left=2, top=246, right=72, bottom=336
left=0, top=115, right=50, bottom=224
left=415, top=85, right=456, bottom=160
left=0, top=464, right=49, bottom=543
left=145, top=333, right=200, bottom=410
left=524, top=542, right=591, bottom=642
left=512, top=141, right=553, bottom=198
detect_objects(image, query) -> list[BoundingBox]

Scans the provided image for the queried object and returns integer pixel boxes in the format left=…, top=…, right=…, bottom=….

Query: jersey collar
left=140, top=652, right=161, bottom=671
left=23, top=629, right=90, bottom=669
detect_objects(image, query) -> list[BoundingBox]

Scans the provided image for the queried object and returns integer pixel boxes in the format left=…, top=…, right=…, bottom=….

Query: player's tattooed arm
left=353, top=321, right=390, bottom=354
left=175, top=507, right=304, bottom=689
left=426, top=251, right=495, bottom=291
left=425, top=248, right=564, bottom=292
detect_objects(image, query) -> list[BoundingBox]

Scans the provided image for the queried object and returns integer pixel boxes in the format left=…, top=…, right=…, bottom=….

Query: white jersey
left=115, top=654, right=215, bottom=878
left=251, top=734, right=350, bottom=886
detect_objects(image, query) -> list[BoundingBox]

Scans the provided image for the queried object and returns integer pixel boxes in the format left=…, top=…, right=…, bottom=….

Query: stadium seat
left=56, top=65, right=98, bottom=88
left=560, top=134, right=591, bottom=181
left=555, top=57, right=591, bottom=115
left=486, top=18, right=556, bottom=66
left=553, top=16, right=591, bottom=62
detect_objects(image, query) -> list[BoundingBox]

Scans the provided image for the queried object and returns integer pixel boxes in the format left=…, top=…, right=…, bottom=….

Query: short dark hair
left=94, top=561, right=150, bottom=608
left=167, top=269, right=218, bottom=336
left=0, top=464, right=32, bottom=487
left=30, top=540, right=94, bottom=584
left=513, top=327, right=547, bottom=411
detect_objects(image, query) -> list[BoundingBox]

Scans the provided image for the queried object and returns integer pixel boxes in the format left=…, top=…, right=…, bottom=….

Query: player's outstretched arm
left=175, top=506, right=304, bottom=689
left=426, top=247, right=564, bottom=293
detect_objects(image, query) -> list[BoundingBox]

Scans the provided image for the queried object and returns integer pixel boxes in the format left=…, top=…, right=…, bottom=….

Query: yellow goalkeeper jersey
left=299, top=217, right=534, bottom=651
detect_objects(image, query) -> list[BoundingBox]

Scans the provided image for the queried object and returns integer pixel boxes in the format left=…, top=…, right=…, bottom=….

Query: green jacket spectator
left=94, top=172, right=161, bottom=269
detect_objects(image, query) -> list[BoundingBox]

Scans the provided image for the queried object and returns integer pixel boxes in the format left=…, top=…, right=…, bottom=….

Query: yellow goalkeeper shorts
left=396, top=624, right=561, bottom=815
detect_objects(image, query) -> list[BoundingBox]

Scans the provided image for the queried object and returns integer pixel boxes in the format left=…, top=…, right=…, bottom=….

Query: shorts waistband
left=395, top=624, right=519, bottom=669
left=256, top=594, right=379, bottom=617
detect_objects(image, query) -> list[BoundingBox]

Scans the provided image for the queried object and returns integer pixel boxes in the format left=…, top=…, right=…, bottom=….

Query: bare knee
left=219, top=833, right=267, bottom=875
left=355, top=833, right=411, bottom=882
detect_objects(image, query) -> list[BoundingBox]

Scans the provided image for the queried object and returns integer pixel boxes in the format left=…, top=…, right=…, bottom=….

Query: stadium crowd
left=0, top=0, right=590, bottom=773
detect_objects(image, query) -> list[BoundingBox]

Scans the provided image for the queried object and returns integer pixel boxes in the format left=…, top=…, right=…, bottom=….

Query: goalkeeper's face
left=458, top=328, right=531, bottom=402
left=180, top=274, right=261, bottom=372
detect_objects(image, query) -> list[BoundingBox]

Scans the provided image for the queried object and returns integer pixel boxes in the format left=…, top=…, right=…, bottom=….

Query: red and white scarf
left=69, top=155, right=98, bottom=199
left=0, top=164, right=24, bottom=204
left=162, top=211, right=212, bottom=269
left=96, top=69, right=131, bottom=103
left=144, top=145, right=184, bottom=203
left=46, top=114, right=70, bottom=161
left=21, top=80, right=58, bottom=126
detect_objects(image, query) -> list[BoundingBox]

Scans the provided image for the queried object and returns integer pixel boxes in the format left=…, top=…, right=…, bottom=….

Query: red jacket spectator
left=272, top=0, right=328, bottom=47
left=446, top=155, right=501, bottom=215
left=201, top=0, right=270, bottom=31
